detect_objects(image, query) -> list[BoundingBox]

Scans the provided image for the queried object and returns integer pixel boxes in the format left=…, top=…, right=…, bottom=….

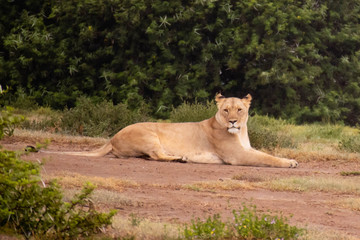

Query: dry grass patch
left=302, top=226, right=359, bottom=240
left=111, top=215, right=180, bottom=240
left=335, top=197, right=360, bottom=211
left=63, top=188, right=138, bottom=208
left=259, top=176, right=360, bottom=194
left=13, top=129, right=107, bottom=146
left=271, top=147, right=360, bottom=163
left=183, top=179, right=253, bottom=192
left=44, top=171, right=138, bottom=192
left=232, top=174, right=267, bottom=182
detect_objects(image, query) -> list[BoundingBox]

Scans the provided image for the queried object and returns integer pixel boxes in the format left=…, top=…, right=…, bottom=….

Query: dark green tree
left=1, top=0, right=359, bottom=124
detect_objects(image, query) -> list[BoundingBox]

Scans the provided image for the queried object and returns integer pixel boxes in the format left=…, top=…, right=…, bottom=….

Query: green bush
left=0, top=149, right=117, bottom=239
left=339, top=134, right=360, bottom=153
left=169, top=101, right=217, bottom=122
left=301, top=124, right=344, bottom=140
left=21, top=97, right=152, bottom=137
left=248, top=115, right=297, bottom=150
left=59, top=97, right=151, bottom=137
left=0, top=107, right=24, bottom=139
left=9, top=88, right=39, bottom=111
left=183, top=204, right=303, bottom=239
left=184, top=214, right=228, bottom=239
left=21, top=107, right=63, bottom=133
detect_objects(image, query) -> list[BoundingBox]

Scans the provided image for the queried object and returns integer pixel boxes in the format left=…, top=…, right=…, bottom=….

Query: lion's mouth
left=227, top=126, right=240, bottom=134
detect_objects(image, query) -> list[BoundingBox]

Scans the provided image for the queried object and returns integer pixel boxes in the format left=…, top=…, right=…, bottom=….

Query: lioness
left=58, top=94, right=298, bottom=168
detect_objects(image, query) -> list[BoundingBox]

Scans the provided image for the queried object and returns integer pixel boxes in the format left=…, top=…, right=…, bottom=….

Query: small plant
left=0, top=149, right=117, bottom=239
left=129, top=213, right=143, bottom=227
left=170, top=100, right=217, bottom=122
left=232, top=205, right=301, bottom=239
left=24, top=140, right=50, bottom=152
left=184, top=214, right=228, bottom=239
left=183, top=204, right=303, bottom=239
left=0, top=106, right=25, bottom=139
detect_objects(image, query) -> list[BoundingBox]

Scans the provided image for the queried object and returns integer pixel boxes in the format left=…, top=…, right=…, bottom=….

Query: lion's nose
left=229, top=120, right=237, bottom=124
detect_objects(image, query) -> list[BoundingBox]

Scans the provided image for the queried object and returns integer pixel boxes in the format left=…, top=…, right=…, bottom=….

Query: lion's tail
left=42, top=142, right=112, bottom=157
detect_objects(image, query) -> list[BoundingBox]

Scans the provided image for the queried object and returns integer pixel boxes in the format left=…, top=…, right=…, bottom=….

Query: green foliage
left=170, top=101, right=217, bottom=122
left=129, top=213, right=143, bottom=227
left=0, top=149, right=117, bottom=239
left=183, top=204, right=303, bottom=239
left=339, top=134, right=360, bottom=153
left=300, top=124, right=344, bottom=140
left=184, top=214, right=228, bottom=239
left=1, top=0, right=360, bottom=125
left=21, top=107, right=63, bottom=133
left=9, top=88, right=39, bottom=111
left=248, top=115, right=297, bottom=150
left=21, top=97, right=152, bottom=137
left=60, top=97, right=152, bottom=137
left=0, top=107, right=24, bottom=139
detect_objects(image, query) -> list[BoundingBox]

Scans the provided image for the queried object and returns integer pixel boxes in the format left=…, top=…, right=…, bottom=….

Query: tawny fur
left=48, top=94, right=298, bottom=168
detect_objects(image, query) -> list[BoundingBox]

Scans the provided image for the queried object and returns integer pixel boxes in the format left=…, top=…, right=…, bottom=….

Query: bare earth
left=1, top=137, right=360, bottom=238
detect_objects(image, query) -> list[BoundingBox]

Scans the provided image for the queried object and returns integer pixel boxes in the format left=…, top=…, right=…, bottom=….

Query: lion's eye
left=224, top=109, right=229, bottom=113
left=238, top=109, right=242, bottom=112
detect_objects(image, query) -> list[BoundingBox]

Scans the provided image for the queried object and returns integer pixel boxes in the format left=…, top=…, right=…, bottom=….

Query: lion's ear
left=215, top=93, right=225, bottom=108
left=243, top=94, right=252, bottom=108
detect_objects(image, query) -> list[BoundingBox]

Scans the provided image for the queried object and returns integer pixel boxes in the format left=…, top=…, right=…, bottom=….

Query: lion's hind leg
left=137, top=131, right=185, bottom=162
left=148, top=150, right=185, bottom=162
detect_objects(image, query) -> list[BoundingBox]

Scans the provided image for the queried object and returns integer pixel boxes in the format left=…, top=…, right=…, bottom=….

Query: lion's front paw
left=288, top=159, right=298, bottom=168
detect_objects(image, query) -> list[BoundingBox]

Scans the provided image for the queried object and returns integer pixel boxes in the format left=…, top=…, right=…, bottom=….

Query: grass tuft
left=232, top=174, right=266, bottom=182
left=340, top=171, right=360, bottom=176
left=183, top=179, right=253, bottom=192
left=44, top=172, right=139, bottom=192
left=337, top=197, right=360, bottom=211
left=260, top=176, right=360, bottom=194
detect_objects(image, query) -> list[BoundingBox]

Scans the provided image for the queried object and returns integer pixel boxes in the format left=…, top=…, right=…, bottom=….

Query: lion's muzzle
left=227, top=122, right=240, bottom=134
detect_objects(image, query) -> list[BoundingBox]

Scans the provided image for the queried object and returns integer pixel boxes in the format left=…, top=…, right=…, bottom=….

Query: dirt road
left=2, top=139, right=360, bottom=238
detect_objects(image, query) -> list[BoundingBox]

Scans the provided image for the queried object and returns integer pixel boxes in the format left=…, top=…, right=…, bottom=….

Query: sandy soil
left=1, top=138, right=360, bottom=238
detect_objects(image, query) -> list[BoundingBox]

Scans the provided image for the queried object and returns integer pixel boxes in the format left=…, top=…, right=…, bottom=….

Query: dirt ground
left=1, top=138, right=360, bottom=238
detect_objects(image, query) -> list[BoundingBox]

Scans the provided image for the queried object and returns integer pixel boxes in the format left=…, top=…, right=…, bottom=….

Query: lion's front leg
left=224, top=149, right=298, bottom=168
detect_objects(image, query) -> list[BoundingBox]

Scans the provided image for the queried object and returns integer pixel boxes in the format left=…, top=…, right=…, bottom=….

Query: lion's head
left=214, top=93, right=252, bottom=134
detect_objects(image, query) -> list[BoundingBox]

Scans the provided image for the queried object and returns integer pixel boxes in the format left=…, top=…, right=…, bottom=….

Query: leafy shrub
left=300, top=124, right=344, bottom=140
left=59, top=97, right=151, bottom=137
left=0, top=149, right=117, bottom=239
left=184, top=214, right=228, bottom=239
left=248, top=115, right=297, bottom=150
left=339, top=134, right=360, bottom=153
left=170, top=101, right=217, bottom=123
left=21, top=107, right=63, bottom=133
left=21, top=97, right=152, bottom=137
left=9, top=88, right=39, bottom=111
left=0, top=106, right=24, bottom=139
left=183, top=204, right=302, bottom=239
left=232, top=205, right=301, bottom=240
